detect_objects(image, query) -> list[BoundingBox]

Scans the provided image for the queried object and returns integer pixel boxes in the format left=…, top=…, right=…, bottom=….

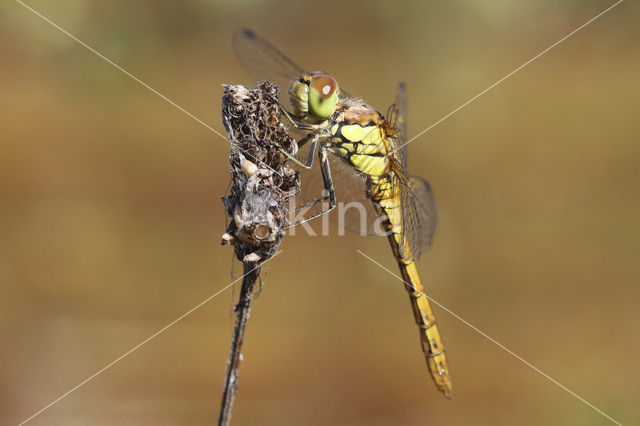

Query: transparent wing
left=388, top=83, right=438, bottom=259
left=298, top=154, right=437, bottom=246
left=295, top=149, right=381, bottom=236
left=232, top=28, right=305, bottom=102
left=399, top=176, right=438, bottom=260
left=387, top=82, right=408, bottom=172
left=232, top=28, right=352, bottom=107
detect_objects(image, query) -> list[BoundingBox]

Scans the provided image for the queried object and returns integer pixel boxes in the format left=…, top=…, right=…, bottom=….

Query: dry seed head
left=221, top=82, right=300, bottom=262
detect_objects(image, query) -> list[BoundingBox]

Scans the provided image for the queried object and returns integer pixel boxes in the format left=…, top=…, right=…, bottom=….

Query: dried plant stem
left=218, top=261, right=260, bottom=426
left=218, top=82, right=299, bottom=425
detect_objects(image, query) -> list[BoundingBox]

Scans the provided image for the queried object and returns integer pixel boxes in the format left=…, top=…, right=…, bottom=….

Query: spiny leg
left=277, top=130, right=321, bottom=169
left=288, top=187, right=329, bottom=214
left=285, top=144, right=335, bottom=229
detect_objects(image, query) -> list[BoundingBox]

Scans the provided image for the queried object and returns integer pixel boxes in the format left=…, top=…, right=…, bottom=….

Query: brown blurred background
left=1, top=1, right=639, bottom=425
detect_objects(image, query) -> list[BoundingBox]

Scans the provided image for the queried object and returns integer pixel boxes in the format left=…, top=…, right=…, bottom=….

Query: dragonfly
left=232, top=28, right=452, bottom=398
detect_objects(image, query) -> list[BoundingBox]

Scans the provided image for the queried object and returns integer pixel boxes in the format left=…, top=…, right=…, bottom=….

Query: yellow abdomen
left=370, top=176, right=453, bottom=398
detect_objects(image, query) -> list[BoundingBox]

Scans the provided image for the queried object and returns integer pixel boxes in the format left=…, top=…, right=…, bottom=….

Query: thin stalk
left=218, top=262, right=260, bottom=426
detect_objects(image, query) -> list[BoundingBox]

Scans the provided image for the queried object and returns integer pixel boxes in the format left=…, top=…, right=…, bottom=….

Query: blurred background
left=1, top=0, right=639, bottom=425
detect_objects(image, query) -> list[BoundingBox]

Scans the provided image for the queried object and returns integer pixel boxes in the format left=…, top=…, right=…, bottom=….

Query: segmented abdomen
left=369, top=176, right=453, bottom=398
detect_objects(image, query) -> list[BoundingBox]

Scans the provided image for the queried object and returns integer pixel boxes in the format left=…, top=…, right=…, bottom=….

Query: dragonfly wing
left=388, top=83, right=438, bottom=259
left=232, top=28, right=305, bottom=99
left=400, top=176, right=438, bottom=260
left=295, top=149, right=381, bottom=236
left=387, top=82, right=409, bottom=172
left=233, top=28, right=352, bottom=105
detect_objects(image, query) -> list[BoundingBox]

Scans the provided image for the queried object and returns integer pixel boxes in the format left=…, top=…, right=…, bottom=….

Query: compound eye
left=308, top=73, right=339, bottom=120
left=310, top=74, right=338, bottom=99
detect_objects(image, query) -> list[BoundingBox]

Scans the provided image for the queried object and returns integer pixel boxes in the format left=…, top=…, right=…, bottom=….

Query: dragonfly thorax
left=289, top=72, right=339, bottom=124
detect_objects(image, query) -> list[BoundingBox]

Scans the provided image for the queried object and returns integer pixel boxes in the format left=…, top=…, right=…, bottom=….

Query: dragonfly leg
left=284, top=144, right=335, bottom=229
left=288, top=191, right=325, bottom=214
left=277, top=131, right=319, bottom=169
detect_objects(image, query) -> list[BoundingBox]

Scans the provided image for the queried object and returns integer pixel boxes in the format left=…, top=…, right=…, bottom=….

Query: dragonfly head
left=290, top=71, right=339, bottom=123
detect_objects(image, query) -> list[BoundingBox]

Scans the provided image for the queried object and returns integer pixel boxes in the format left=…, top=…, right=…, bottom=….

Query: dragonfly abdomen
left=400, top=260, right=452, bottom=398
left=369, top=176, right=453, bottom=398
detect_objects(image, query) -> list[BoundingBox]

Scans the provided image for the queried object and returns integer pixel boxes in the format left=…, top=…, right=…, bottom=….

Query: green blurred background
left=1, top=1, right=639, bottom=425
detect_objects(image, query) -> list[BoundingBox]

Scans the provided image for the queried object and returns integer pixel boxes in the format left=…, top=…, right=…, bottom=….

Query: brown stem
left=217, top=261, right=261, bottom=426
